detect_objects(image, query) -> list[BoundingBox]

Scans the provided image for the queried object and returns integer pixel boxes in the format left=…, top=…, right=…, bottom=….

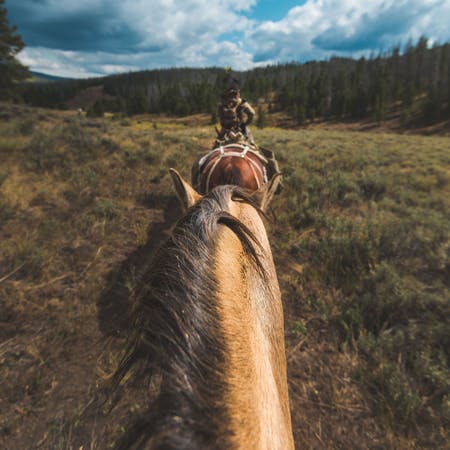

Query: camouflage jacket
left=218, top=98, right=255, bottom=131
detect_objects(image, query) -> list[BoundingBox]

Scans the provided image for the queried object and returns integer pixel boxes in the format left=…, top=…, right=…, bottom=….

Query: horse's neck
left=215, top=203, right=294, bottom=450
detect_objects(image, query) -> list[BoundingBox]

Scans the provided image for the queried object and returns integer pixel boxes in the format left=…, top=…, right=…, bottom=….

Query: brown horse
left=195, top=144, right=269, bottom=194
left=111, top=170, right=293, bottom=450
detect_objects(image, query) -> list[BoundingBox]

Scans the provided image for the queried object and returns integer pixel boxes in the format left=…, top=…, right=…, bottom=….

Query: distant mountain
left=29, top=71, right=72, bottom=82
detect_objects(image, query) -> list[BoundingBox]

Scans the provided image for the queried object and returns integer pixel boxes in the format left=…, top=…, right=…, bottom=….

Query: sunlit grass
left=1, top=105, right=449, bottom=448
left=255, top=127, right=449, bottom=442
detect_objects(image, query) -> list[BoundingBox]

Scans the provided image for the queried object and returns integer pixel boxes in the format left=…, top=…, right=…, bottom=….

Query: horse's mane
left=111, top=185, right=265, bottom=450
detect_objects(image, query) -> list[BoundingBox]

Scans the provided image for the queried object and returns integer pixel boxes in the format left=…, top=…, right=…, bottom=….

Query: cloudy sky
left=6, top=0, right=450, bottom=78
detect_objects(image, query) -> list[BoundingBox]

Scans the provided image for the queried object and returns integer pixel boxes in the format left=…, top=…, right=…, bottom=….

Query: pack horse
left=112, top=169, right=293, bottom=449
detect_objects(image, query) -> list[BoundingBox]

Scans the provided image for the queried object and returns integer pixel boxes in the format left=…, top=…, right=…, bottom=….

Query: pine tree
left=210, top=107, right=218, bottom=125
left=294, top=103, right=306, bottom=125
left=87, top=100, right=105, bottom=117
left=256, top=106, right=266, bottom=129
left=127, top=92, right=147, bottom=115
left=0, top=0, right=29, bottom=96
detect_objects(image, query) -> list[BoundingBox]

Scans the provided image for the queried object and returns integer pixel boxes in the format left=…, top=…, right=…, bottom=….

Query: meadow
left=0, top=102, right=449, bottom=449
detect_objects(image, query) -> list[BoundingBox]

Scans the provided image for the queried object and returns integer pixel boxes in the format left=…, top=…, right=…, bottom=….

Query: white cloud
left=247, top=0, right=450, bottom=64
left=179, top=40, right=254, bottom=70
left=12, top=0, right=450, bottom=77
left=100, top=64, right=140, bottom=75
left=18, top=48, right=104, bottom=78
left=13, top=0, right=257, bottom=77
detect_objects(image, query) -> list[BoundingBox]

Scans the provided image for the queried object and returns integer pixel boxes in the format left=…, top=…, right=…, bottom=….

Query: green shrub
left=95, top=198, right=117, bottom=219
left=101, top=137, right=121, bottom=153
left=25, top=129, right=62, bottom=171
left=141, top=148, right=160, bottom=164
left=62, top=121, right=98, bottom=162
left=292, top=320, right=308, bottom=337
left=122, top=147, right=140, bottom=167
left=314, top=217, right=379, bottom=288
left=357, top=351, right=422, bottom=432
left=25, top=122, right=99, bottom=172
left=358, top=173, right=387, bottom=201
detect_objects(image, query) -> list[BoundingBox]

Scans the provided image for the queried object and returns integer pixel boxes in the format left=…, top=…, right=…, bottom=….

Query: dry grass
left=0, top=103, right=449, bottom=449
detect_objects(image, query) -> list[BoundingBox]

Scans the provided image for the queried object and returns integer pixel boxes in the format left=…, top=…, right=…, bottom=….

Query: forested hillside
left=16, top=38, right=450, bottom=127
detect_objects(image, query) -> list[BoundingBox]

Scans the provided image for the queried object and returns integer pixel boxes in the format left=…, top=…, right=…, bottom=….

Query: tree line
left=5, top=37, right=450, bottom=126
left=273, top=38, right=450, bottom=126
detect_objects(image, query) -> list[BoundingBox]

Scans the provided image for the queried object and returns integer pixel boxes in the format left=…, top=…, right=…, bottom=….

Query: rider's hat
left=223, top=69, right=240, bottom=92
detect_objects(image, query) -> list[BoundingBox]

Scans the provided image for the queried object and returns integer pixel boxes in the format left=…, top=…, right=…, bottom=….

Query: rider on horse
left=216, top=82, right=256, bottom=146
left=192, top=72, right=281, bottom=194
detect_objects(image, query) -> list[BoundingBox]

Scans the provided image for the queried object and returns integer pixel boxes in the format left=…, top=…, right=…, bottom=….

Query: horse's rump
left=195, top=145, right=268, bottom=194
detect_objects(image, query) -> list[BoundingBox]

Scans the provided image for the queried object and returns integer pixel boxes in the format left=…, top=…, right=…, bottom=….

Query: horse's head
left=109, top=167, right=292, bottom=450
left=170, top=168, right=281, bottom=213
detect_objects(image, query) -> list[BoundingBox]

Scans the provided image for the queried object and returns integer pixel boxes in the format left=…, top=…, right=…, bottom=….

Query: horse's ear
left=169, top=168, right=202, bottom=210
left=251, top=173, right=282, bottom=212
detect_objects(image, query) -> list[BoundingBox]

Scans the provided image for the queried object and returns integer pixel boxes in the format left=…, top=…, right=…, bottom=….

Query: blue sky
left=6, top=0, right=450, bottom=78
left=249, top=0, right=307, bottom=21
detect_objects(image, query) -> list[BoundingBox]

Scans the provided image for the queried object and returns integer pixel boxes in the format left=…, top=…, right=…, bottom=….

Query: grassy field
left=0, top=102, right=449, bottom=449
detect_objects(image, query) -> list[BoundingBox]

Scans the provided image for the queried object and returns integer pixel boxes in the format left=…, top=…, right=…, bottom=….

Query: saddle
left=193, top=144, right=269, bottom=193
